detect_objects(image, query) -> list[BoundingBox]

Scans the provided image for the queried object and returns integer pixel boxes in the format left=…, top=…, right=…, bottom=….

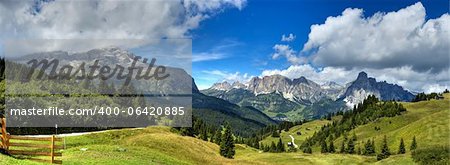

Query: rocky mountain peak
left=293, top=76, right=309, bottom=84
left=210, top=81, right=232, bottom=91
left=321, top=81, right=343, bottom=89
left=231, top=81, right=246, bottom=89
left=356, top=71, right=368, bottom=80
left=342, top=72, right=414, bottom=107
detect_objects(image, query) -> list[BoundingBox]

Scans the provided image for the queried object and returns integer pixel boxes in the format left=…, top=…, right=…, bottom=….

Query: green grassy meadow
left=1, top=94, right=448, bottom=164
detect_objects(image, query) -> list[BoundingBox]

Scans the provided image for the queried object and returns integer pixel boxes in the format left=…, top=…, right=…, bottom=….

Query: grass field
left=260, top=119, right=332, bottom=147
left=0, top=125, right=425, bottom=165
left=333, top=93, right=450, bottom=154
left=0, top=128, right=398, bottom=165
left=1, top=94, right=448, bottom=164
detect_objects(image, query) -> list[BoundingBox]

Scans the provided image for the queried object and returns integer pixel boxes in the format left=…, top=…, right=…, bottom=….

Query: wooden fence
left=0, top=118, right=63, bottom=164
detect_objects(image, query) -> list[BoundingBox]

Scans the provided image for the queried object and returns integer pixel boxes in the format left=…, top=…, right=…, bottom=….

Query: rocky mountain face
left=202, top=72, right=415, bottom=121
left=321, top=81, right=345, bottom=99
left=247, top=75, right=326, bottom=104
left=210, top=81, right=246, bottom=91
left=206, top=75, right=341, bottom=105
left=203, top=75, right=346, bottom=121
left=341, top=72, right=415, bottom=107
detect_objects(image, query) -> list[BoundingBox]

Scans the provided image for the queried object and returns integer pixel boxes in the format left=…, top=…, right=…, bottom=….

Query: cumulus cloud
left=271, top=44, right=306, bottom=64
left=260, top=2, right=449, bottom=93
left=0, top=0, right=246, bottom=54
left=281, top=33, right=296, bottom=42
left=302, top=2, right=449, bottom=73
left=261, top=64, right=449, bottom=93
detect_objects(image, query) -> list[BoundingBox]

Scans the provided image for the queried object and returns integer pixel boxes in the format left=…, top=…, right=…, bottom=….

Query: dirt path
left=288, top=135, right=298, bottom=148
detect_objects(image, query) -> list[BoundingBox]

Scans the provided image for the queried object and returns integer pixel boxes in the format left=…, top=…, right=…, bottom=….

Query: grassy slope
left=333, top=93, right=449, bottom=154
left=0, top=127, right=374, bottom=165
left=1, top=94, right=448, bottom=165
left=1, top=127, right=259, bottom=165
left=261, top=119, right=333, bottom=146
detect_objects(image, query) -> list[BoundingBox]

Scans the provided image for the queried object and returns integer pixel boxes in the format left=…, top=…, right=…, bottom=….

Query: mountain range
left=202, top=71, right=414, bottom=121
left=12, top=47, right=415, bottom=123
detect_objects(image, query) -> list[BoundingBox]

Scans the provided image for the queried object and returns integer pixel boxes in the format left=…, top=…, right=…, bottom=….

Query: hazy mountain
left=13, top=47, right=193, bottom=95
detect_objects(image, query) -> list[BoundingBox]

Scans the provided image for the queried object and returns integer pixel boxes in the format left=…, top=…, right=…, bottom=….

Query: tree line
left=412, top=91, right=447, bottom=102
left=301, top=95, right=406, bottom=149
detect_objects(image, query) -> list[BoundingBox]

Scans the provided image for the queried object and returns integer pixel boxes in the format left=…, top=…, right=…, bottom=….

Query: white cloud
left=261, top=65, right=356, bottom=85
left=258, top=2, right=450, bottom=93
left=271, top=44, right=306, bottom=64
left=192, top=39, right=242, bottom=62
left=0, top=0, right=246, bottom=54
left=423, top=84, right=449, bottom=94
left=183, top=0, right=246, bottom=12
left=281, top=33, right=296, bottom=42
left=302, top=2, right=449, bottom=73
left=192, top=52, right=226, bottom=62
left=201, top=70, right=252, bottom=83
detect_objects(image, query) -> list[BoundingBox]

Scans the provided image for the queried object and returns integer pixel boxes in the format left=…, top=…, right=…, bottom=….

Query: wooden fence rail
left=0, top=118, right=63, bottom=164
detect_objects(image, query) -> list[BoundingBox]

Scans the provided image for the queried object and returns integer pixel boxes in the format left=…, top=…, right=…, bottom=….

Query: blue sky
left=190, top=0, right=449, bottom=90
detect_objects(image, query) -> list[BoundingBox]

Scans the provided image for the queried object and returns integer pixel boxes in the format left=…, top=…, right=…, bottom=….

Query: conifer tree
left=363, top=139, right=375, bottom=155
left=410, top=136, right=417, bottom=151
left=277, top=138, right=285, bottom=152
left=371, top=139, right=376, bottom=153
left=377, top=136, right=391, bottom=160
left=351, top=132, right=357, bottom=141
left=346, top=138, right=355, bottom=154
left=210, top=132, right=215, bottom=143
left=180, top=127, right=194, bottom=137
left=272, top=131, right=280, bottom=137
left=302, top=145, right=312, bottom=154
left=339, top=140, right=346, bottom=153
left=201, top=127, right=208, bottom=141
left=270, top=141, right=277, bottom=152
left=398, top=138, right=406, bottom=154
left=220, top=123, right=235, bottom=158
left=320, top=139, right=328, bottom=153
left=328, top=140, right=335, bottom=153
left=214, top=130, right=222, bottom=145
left=287, top=145, right=297, bottom=152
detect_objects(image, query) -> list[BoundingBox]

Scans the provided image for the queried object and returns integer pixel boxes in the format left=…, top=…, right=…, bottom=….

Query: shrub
left=412, top=146, right=449, bottom=165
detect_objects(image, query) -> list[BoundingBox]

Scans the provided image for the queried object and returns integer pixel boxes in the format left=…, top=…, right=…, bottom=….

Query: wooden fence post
left=51, top=135, right=55, bottom=164
left=1, top=118, right=6, bottom=150
left=6, top=133, right=10, bottom=151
